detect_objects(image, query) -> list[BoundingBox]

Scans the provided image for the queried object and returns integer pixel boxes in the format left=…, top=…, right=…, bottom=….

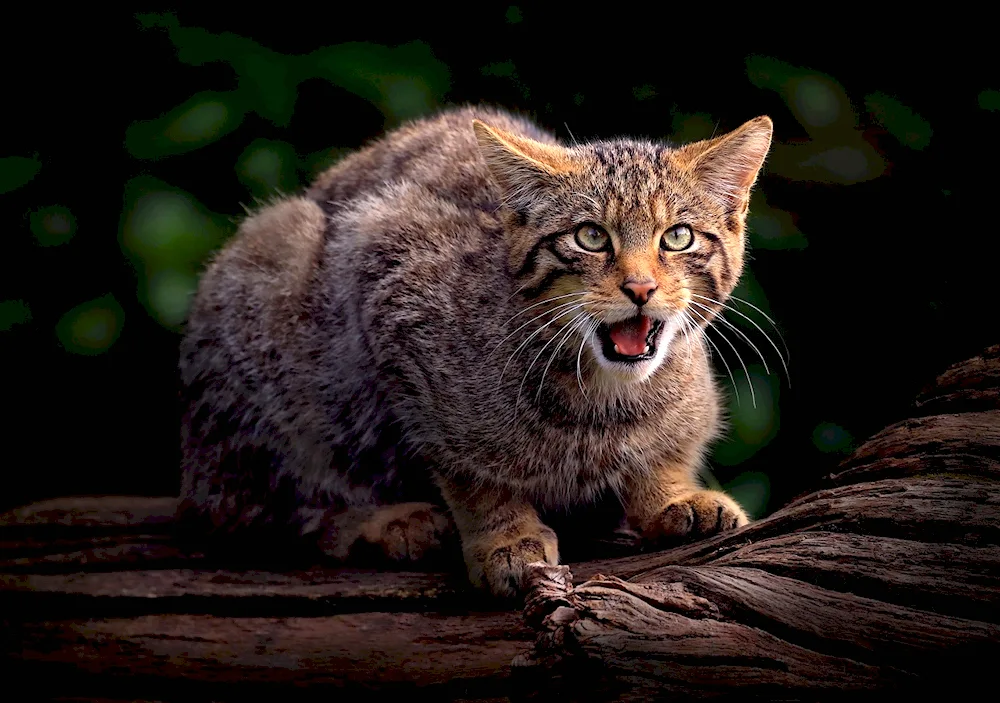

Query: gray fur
left=178, top=105, right=772, bottom=593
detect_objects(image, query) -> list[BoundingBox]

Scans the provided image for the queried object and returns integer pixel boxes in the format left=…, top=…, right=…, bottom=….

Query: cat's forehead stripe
left=576, top=143, right=684, bottom=246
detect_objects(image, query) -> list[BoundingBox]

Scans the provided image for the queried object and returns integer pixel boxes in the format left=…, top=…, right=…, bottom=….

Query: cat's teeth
left=614, top=344, right=621, bottom=354
left=643, top=345, right=650, bottom=354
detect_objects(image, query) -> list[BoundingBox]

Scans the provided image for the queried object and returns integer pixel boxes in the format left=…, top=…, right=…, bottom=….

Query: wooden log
left=514, top=346, right=1000, bottom=698
left=10, top=612, right=528, bottom=697
left=2, top=345, right=999, bottom=700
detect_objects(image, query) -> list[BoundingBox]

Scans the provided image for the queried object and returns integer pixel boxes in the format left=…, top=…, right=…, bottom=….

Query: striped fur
left=178, top=106, right=772, bottom=597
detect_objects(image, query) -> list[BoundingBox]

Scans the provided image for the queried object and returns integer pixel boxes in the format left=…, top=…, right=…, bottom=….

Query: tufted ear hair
left=473, top=120, right=572, bottom=210
left=675, top=116, right=773, bottom=215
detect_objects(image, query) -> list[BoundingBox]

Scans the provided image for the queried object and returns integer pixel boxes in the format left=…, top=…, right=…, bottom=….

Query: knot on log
left=521, top=561, right=575, bottom=629
left=513, top=562, right=578, bottom=670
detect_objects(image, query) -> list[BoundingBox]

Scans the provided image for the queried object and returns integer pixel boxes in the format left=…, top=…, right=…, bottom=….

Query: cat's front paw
left=467, top=526, right=559, bottom=599
left=645, top=490, right=748, bottom=543
left=319, top=502, right=454, bottom=563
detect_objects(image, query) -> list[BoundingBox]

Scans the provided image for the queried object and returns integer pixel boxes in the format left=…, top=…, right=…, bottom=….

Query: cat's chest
left=504, top=419, right=679, bottom=504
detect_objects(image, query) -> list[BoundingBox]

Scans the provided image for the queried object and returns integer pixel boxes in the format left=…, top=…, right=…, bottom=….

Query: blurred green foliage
left=126, top=91, right=243, bottom=159
left=865, top=92, right=932, bottom=150
left=30, top=206, right=77, bottom=247
left=812, top=422, right=855, bottom=455
left=237, top=139, right=301, bottom=198
left=119, top=176, right=233, bottom=330
left=132, top=12, right=450, bottom=138
left=0, top=156, right=42, bottom=194
left=747, top=55, right=888, bottom=185
left=10, top=11, right=982, bottom=519
left=978, top=89, right=1000, bottom=111
left=0, top=300, right=33, bottom=332
left=55, top=295, right=124, bottom=355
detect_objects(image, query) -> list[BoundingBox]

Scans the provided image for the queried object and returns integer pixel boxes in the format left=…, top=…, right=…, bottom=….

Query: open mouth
left=596, top=315, right=664, bottom=363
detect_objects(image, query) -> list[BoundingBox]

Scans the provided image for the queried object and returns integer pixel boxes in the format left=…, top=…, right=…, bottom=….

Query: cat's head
left=475, top=116, right=772, bottom=384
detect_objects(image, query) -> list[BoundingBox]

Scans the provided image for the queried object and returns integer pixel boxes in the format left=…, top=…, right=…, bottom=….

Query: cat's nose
left=621, top=279, right=657, bottom=306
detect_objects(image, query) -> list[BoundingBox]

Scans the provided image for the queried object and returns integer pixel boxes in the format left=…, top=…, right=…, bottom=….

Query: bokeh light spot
left=792, top=76, right=840, bottom=127
left=978, top=89, right=1000, bottom=111
left=633, top=84, right=657, bottom=101
left=0, top=156, right=42, bottom=194
left=482, top=60, right=516, bottom=77
left=865, top=92, right=932, bottom=150
left=802, top=146, right=872, bottom=182
left=812, top=422, right=854, bottom=454
left=126, top=93, right=244, bottom=159
left=711, top=364, right=780, bottom=466
left=56, top=295, right=124, bottom=355
left=0, top=300, right=32, bottom=332
left=382, top=77, right=436, bottom=122
left=724, top=471, right=771, bottom=519
left=30, top=205, right=77, bottom=247
left=237, top=139, right=300, bottom=197
left=120, top=177, right=233, bottom=331
left=164, top=99, right=230, bottom=144
left=671, top=112, right=715, bottom=143
left=146, top=268, right=198, bottom=330
left=121, top=179, right=229, bottom=266
left=747, top=193, right=808, bottom=250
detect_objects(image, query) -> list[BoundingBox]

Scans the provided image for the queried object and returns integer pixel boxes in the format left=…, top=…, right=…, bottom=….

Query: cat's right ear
left=473, top=120, right=570, bottom=210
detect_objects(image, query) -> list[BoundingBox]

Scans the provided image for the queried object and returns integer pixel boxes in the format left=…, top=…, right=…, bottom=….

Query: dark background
left=2, top=9, right=995, bottom=517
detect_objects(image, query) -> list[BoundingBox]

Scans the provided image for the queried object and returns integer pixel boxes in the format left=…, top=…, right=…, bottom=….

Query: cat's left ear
left=473, top=120, right=571, bottom=210
left=676, top=116, right=773, bottom=215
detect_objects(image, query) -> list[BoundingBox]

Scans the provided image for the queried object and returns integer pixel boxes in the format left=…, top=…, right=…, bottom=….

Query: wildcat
left=178, top=105, right=772, bottom=597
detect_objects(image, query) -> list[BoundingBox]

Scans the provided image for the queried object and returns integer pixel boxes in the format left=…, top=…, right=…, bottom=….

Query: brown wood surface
left=3, top=345, right=999, bottom=700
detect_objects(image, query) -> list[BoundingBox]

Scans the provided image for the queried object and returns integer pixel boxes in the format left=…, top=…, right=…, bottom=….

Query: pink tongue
left=609, top=316, right=652, bottom=356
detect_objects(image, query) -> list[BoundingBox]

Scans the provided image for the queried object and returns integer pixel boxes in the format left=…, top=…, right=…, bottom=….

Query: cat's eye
left=574, top=223, right=610, bottom=252
left=661, top=225, right=694, bottom=252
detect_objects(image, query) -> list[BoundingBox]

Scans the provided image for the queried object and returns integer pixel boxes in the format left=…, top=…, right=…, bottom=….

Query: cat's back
left=307, top=105, right=558, bottom=214
left=185, top=106, right=551, bottom=345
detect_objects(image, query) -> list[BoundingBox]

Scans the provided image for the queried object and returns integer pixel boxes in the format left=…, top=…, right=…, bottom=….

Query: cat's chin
left=589, top=317, right=676, bottom=383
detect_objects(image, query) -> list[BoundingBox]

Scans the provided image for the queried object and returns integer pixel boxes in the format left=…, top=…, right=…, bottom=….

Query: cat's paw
left=645, top=490, right=748, bottom=543
left=363, top=502, right=454, bottom=561
left=468, top=526, right=559, bottom=599
left=319, top=502, right=453, bottom=563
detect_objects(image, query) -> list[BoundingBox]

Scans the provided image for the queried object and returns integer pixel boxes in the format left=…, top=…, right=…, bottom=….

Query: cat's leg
left=435, top=475, right=559, bottom=598
left=300, top=502, right=454, bottom=563
left=624, top=460, right=748, bottom=543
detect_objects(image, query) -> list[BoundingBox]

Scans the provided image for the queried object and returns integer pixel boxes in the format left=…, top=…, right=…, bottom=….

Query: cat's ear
left=473, top=120, right=571, bottom=208
left=676, top=116, right=773, bottom=215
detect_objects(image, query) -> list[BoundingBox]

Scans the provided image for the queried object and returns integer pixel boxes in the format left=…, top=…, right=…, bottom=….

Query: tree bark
left=516, top=345, right=1000, bottom=699
left=2, top=346, right=998, bottom=700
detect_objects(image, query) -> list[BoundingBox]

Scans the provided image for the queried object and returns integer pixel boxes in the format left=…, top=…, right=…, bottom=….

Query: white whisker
left=500, top=291, right=588, bottom=328
left=499, top=303, right=588, bottom=385
left=691, top=292, right=789, bottom=383
left=536, top=313, right=590, bottom=404
left=564, top=122, right=579, bottom=146
left=488, top=297, right=589, bottom=360
left=687, top=308, right=741, bottom=406
left=518, top=312, right=588, bottom=410
left=677, top=309, right=697, bottom=366
left=576, top=321, right=595, bottom=400
left=688, top=299, right=772, bottom=377
left=505, top=281, right=532, bottom=302
left=726, top=293, right=791, bottom=362
left=687, top=305, right=756, bottom=408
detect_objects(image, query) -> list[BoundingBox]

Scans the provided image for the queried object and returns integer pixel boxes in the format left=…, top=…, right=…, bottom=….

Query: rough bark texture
left=516, top=345, right=1000, bottom=699
left=2, top=345, right=998, bottom=700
